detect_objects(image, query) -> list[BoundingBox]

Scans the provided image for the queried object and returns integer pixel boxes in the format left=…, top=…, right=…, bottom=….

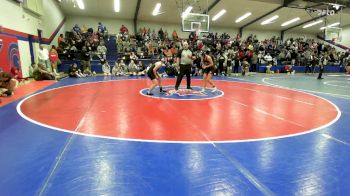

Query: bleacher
left=58, top=35, right=347, bottom=74
left=58, top=35, right=165, bottom=74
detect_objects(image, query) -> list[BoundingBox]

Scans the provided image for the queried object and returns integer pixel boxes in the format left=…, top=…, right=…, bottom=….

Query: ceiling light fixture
left=212, top=9, right=226, bottom=21
left=114, top=0, right=120, bottom=12
left=281, top=17, right=300, bottom=26
left=303, top=20, right=323, bottom=28
left=76, top=0, right=84, bottom=10
left=235, top=12, right=252, bottom=23
left=152, top=3, right=161, bottom=16
left=261, top=15, right=279, bottom=25
left=320, top=22, right=340, bottom=30
left=182, top=6, right=193, bottom=18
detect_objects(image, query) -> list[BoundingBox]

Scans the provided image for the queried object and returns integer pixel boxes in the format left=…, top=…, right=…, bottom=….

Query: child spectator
left=128, top=60, right=138, bottom=76
left=101, top=59, right=111, bottom=76
left=68, top=63, right=85, bottom=77
left=241, top=58, right=250, bottom=76
left=136, top=61, right=145, bottom=76
left=112, top=61, right=123, bottom=76
left=49, top=46, right=59, bottom=75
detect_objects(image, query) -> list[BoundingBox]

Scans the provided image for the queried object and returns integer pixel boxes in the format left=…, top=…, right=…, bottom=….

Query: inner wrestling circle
left=139, top=85, right=224, bottom=100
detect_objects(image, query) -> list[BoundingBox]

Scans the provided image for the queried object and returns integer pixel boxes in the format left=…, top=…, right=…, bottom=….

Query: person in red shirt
left=120, top=25, right=128, bottom=34
left=172, top=30, right=178, bottom=40
left=170, top=45, right=177, bottom=57
left=198, top=41, right=203, bottom=50
left=49, top=46, right=59, bottom=75
left=239, top=49, right=245, bottom=60
left=10, top=66, right=19, bottom=79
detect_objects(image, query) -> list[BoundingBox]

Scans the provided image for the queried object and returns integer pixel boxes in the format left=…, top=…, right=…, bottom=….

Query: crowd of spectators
left=57, top=22, right=108, bottom=62
left=56, top=23, right=350, bottom=78
left=2, top=24, right=350, bottom=98
left=113, top=25, right=350, bottom=76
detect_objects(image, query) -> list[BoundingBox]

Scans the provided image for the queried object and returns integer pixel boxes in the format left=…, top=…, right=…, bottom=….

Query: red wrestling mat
left=0, top=80, right=56, bottom=107
left=18, top=79, right=339, bottom=142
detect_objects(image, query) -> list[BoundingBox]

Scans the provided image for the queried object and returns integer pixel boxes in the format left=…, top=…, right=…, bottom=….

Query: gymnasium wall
left=0, top=0, right=66, bottom=77
left=65, top=16, right=240, bottom=38
left=242, top=29, right=280, bottom=40
left=137, top=20, right=186, bottom=38
left=65, top=15, right=133, bottom=35
left=66, top=15, right=317, bottom=41
left=137, top=21, right=239, bottom=38
left=41, top=0, right=66, bottom=40
left=284, top=31, right=317, bottom=40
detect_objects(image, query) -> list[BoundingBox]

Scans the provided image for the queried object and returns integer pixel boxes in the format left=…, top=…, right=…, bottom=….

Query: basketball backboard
left=325, top=27, right=342, bottom=42
left=182, top=13, right=209, bottom=33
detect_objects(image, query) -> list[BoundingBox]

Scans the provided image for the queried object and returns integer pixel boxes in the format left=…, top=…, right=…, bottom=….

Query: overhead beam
left=239, top=5, right=284, bottom=36
left=133, top=0, right=142, bottom=34
left=202, top=0, right=221, bottom=14
left=308, top=0, right=350, bottom=8
left=286, top=3, right=326, bottom=10
left=283, top=0, right=296, bottom=6
left=305, top=3, right=324, bottom=9
left=239, top=0, right=295, bottom=37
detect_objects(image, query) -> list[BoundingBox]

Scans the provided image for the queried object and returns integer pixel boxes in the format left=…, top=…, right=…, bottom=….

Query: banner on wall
left=0, top=34, right=22, bottom=77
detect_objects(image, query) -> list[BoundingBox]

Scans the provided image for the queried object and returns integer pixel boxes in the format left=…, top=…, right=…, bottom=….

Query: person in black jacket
left=81, top=46, right=91, bottom=73
left=318, top=53, right=329, bottom=79
left=217, top=51, right=226, bottom=76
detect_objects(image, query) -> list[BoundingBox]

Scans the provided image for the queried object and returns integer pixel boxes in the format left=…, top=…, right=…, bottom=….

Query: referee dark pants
left=317, top=66, right=324, bottom=79
left=175, top=64, right=192, bottom=90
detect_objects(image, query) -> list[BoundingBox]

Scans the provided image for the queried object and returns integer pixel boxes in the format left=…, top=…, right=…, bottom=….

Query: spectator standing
left=49, top=46, right=59, bottom=75
left=81, top=46, right=91, bottom=74
left=38, top=45, right=51, bottom=72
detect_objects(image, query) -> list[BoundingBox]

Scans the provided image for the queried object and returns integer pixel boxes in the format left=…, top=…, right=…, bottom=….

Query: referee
left=175, top=42, right=194, bottom=90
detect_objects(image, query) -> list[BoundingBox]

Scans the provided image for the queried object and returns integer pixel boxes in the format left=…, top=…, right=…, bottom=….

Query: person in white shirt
left=97, top=43, right=107, bottom=60
left=38, top=45, right=51, bottom=72
left=264, top=53, right=273, bottom=74
left=101, top=59, right=111, bottom=76
left=120, top=60, right=128, bottom=76
left=128, top=60, right=138, bottom=76
left=112, top=61, right=123, bottom=76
